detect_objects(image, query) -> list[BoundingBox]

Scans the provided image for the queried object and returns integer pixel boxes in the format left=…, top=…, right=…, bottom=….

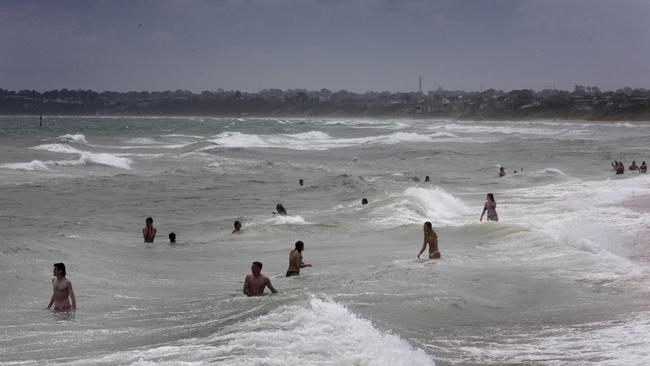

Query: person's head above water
left=169, top=232, right=176, bottom=243
left=145, top=217, right=153, bottom=225
left=275, top=203, right=287, bottom=215
left=299, top=179, right=304, bottom=186
left=361, top=198, right=368, bottom=205
left=424, top=176, right=431, bottom=182
left=487, top=193, right=495, bottom=202
left=295, top=240, right=305, bottom=252
left=251, top=261, right=262, bottom=275
left=53, top=262, right=66, bottom=276
left=423, top=221, right=433, bottom=233
left=233, top=220, right=241, bottom=231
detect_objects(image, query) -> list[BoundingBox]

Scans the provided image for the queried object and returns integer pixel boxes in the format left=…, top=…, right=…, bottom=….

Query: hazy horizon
left=2, top=0, right=649, bottom=93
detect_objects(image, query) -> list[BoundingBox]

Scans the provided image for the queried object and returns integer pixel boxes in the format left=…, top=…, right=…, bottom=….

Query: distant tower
left=418, top=77, right=422, bottom=94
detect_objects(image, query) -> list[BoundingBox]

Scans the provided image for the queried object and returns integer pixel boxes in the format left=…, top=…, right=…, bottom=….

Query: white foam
left=452, top=312, right=650, bottom=365
left=59, top=133, right=88, bottom=144
left=32, top=143, right=79, bottom=154
left=208, top=131, right=454, bottom=151
left=66, top=298, right=434, bottom=365
left=1, top=160, right=49, bottom=171
left=429, top=122, right=589, bottom=137
left=404, top=187, right=472, bottom=221
left=267, top=215, right=308, bottom=225
left=30, top=143, right=133, bottom=169
left=374, top=187, right=472, bottom=228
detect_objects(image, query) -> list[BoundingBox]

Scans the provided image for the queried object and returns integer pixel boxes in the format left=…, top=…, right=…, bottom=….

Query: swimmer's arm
left=47, top=279, right=55, bottom=309
left=68, top=281, right=76, bottom=309
left=417, top=238, right=427, bottom=259
left=243, top=275, right=253, bottom=296
left=142, top=228, right=147, bottom=241
left=47, top=293, right=55, bottom=309
left=266, top=279, right=278, bottom=294
left=299, top=259, right=311, bottom=268
left=480, top=204, right=487, bottom=221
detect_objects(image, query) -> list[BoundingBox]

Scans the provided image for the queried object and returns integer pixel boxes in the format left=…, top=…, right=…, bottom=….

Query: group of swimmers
left=48, top=179, right=501, bottom=306
left=612, top=160, right=647, bottom=174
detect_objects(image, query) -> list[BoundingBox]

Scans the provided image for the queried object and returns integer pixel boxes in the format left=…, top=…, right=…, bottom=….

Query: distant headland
left=2, top=86, right=650, bottom=120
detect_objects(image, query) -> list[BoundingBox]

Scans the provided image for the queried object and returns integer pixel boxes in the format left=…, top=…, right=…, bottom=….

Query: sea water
left=1, top=116, right=649, bottom=365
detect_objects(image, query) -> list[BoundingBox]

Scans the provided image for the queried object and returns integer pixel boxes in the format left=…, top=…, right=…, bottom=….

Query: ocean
left=1, top=116, right=649, bottom=365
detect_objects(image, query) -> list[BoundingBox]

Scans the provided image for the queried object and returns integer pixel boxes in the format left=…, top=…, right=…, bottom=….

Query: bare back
left=425, top=230, right=439, bottom=255
left=143, top=226, right=157, bottom=242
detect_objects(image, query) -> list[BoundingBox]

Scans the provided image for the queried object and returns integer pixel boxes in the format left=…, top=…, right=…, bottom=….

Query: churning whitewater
left=1, top=116, right=650, bottom=365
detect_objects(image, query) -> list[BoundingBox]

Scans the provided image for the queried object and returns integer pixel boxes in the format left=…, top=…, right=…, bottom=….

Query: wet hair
left=361, top=198, right=368, bottom=205
left=169, top=232, right=176, bottom=242
left=295, top=240, right=305, bottom=251
left=299, top=179, right=304, bottom=186
left=146, top=217, right=153, bottom=224
left=276, top=203, right=287, bottom=215
left=234, top=220, right=241, bottom=228
left=487, top=193, right=495, bottom=203
left=424, top=221, right=432, bottom=231
left=53, top=262, right=66, bottom=276
left=252, top=261, right=262, bottom=269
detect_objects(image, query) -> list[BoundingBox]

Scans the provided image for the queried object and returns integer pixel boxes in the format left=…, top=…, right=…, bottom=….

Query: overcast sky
left=1, top=0, right=649, bottom=93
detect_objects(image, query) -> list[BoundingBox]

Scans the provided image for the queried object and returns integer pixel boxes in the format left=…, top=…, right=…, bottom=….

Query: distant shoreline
left=2, top=113, right=649, bottom=123
left=2, top=87, right=650, bottom=122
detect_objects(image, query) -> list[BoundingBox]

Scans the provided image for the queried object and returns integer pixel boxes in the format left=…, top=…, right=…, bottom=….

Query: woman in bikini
left=480, top=193, right=498, bottom=222
left=417, top=221, right=440, bottom=259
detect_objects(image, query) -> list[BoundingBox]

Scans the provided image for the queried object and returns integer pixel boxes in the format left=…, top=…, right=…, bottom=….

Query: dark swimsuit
left=286, top=271, right=299, bottom=277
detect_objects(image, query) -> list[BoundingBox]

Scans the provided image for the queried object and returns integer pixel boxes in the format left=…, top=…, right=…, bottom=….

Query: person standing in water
left=286, top=240, right=311, bottom=277
left=243, top=262, right=278, bottom=296
left=47, top=263, right=76, bottom=312
left=640, top=161, right=647, bottom=173
left=142, top=217, right=157, bottom=242
left=480, top=193, right=498, bottom=222
left=417, top=221, right=440, bottom=259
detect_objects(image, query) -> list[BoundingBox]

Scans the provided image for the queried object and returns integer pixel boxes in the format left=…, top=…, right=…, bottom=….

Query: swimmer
left=286, top=240, right=311, bottom=277
left=480, top=193, right=498, bottom=222
left=169, top=232, right=176, bottom=243
left=417, top=221, right=440, bottom=259
left=629, top=161, right=639, bottom=171
left=361, top=198, right=368, bottom=205
left=142, top=217, right=157, bottom=242
left=424, top=176, right=431, bottom=182
left=299, top=179, right=304, bottom=186
left=275, top=203, right=287, bottom=216
left=499, top=167, right=506, bottom=177
left=243, top=262, right=278, bottom=296
left=640, top=161, right=647, bottom=173
left=47, top=263, right=76, bottom=312
left=232, top=220, right=242, bottom=233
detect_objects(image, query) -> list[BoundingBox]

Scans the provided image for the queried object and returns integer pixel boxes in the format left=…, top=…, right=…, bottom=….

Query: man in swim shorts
left=47, top=262, right=76, bottom=311
left=286, top=240, right=311, bottom=277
